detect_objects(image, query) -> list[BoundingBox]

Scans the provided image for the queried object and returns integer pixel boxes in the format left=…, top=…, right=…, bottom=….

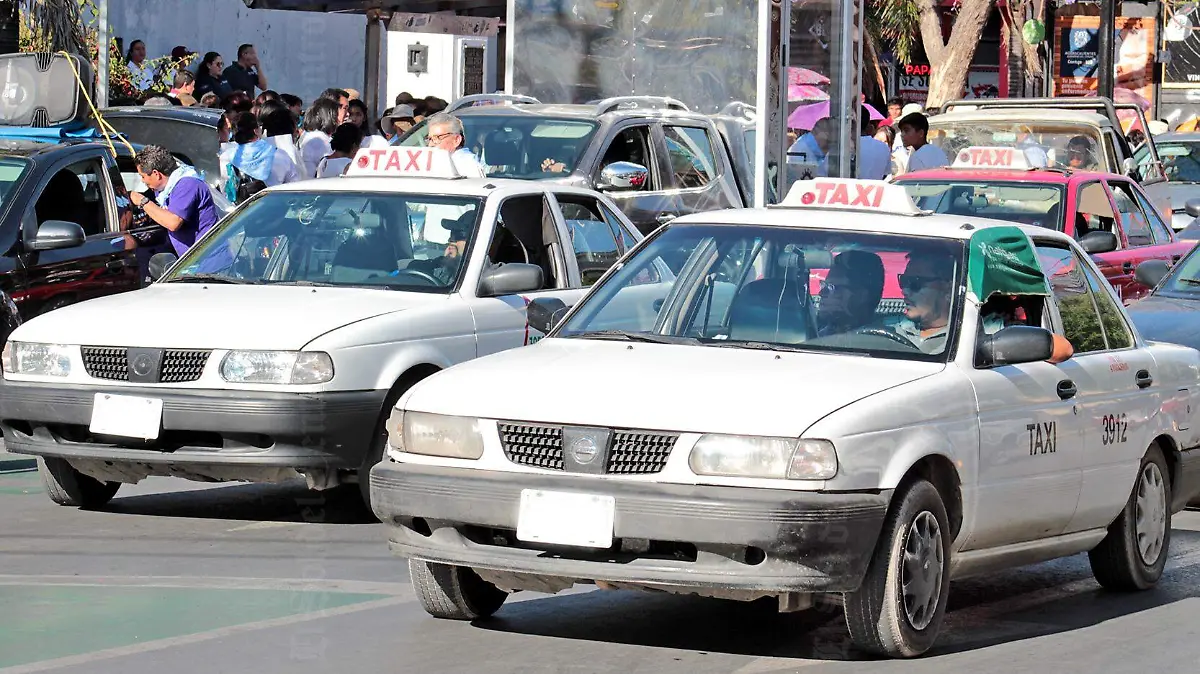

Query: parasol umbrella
left=788, top=66, right=830, bottom=86
left=788, top=100, right=884, bottom=131
left=788, top=83, right=828, bottom=102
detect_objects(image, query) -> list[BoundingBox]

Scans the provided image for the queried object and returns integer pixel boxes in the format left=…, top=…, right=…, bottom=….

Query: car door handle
left=106, top=259, right=128, bottom=271
left=655, top=212, right=678, bottom=224
left=1057, top=379, right=1077, bottom=400
left=1136, top=369, right=1153, bottom=389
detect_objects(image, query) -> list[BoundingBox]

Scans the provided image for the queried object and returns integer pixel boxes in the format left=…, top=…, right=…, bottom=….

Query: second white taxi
left=370, top=178, right=1200, bottom=658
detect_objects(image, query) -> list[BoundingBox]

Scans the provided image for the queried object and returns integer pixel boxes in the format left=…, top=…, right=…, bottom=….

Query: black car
left=97, top=106, right=224, bottom=194
left=395, top=95, right=747, bottom=237
left=0, top=135, right=162, bottom=322
left=1126, top=249, right=1200, bottom=347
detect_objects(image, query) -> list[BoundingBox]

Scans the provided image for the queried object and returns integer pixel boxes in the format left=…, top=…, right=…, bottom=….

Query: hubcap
left=901, top=510, right=944, bottom=631
left=1135, top=462, right=1168, bottom=566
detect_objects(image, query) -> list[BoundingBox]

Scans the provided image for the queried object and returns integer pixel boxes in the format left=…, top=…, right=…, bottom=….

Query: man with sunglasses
left=1064, top=135, right=1098, bottom=170
left=424, top=112, right=486, bottom=178
left=894, top=252, right=957, bottom=353
left=817, top=250, right=885, bottom=337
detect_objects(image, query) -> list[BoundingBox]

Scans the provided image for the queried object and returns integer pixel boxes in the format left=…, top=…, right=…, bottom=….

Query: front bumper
left=371, top=461, right=892, bottom=593
left=0, top=380, right=386, bottom=471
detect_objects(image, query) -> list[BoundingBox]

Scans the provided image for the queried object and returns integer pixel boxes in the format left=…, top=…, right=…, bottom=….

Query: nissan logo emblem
left=570, top=436, right=598, bottom=464
left=132, top=354, right=154, bottom=377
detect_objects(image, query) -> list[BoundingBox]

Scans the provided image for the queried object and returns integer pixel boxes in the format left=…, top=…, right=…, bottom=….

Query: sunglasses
left=899, top=273, right=944, bottom=292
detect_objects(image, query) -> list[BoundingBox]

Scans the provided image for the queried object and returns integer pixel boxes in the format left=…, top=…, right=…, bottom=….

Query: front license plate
left=89, top=393, right=164, bottom=440
left=516, top=489, right=615, bottom=549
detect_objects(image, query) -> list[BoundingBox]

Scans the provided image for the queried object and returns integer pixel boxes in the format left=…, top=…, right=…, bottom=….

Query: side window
left=490, top=194, right=563, bottom=290
left=1130, top=187, right=1174, bottom=244
left=32, top=158, right=109, bottom=237
left=556, top=195, right=621, bottom=287
left=1074, top=182, right=1118, bottom=243
left=597, top=125, right=655, bottom=190
left=1107, top=181, right=1153, bottom=246
left=1036, top=244, right=1109, bottom=353
left=1080, top=256, right=1134, bottom=349
left=663, top=125, right=718, bottom=189
left=598, top=202, right=637, bottom=253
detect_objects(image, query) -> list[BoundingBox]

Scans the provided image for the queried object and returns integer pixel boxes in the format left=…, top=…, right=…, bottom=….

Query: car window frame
left=1071, top=179, right=1122, bottom=247
left=552, top=192, right=623, bottom=287
left=25, top=152, right=114, bottom=242
left=1033, top=240, right=1117, bottom=354
left=1105, top=179, right=1155, bottom=247
left=661, top=123, right=722, bottom=193
left=593, top=120, right=663, bottom=192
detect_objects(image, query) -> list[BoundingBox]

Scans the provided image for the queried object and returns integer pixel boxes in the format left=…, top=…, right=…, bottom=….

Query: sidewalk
left=0, top=439, right=35, bottom=472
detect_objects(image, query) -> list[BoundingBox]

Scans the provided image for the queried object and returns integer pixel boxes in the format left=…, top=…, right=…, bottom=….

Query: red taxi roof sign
left=950, top=146, right=1031, bottom=170
left=780, top=178, right=921, bottom=216
left=344, top=147, right=462, bottom=179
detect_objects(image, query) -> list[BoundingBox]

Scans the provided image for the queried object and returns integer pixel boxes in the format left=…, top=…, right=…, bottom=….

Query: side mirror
left=527, top=297, right=570, bottom=334
left=1135, top=258, right=1171, bottom=289
left=1186, top=197, right=1200, bottom=219
left=976, top=325, right=1056, bottom=368
left=1080, top=230, right=1119, bottom=254
left=30, top=220, right=85, bottom=252
left=478, top=263, right=543, bottom=297
left=597, top=161, right=649, bottom=192
left=148, top=252, right=179, bottom=281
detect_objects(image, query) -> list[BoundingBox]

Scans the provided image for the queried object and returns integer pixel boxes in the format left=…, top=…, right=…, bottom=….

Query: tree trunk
left=0, top=0, right=18, bottom=55
left=915, top=0, right=996, bottom=108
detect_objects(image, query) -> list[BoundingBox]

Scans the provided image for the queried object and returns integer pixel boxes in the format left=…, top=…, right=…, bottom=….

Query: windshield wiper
left=262, top=280, right=337, bottom=287
left=566, top=330, right=696, bottom=345
left=703, top=340, right=820, bottom=354
left=164, top=274, right=252, bottom=285
left=1175, top=278, right=1200, bottom=286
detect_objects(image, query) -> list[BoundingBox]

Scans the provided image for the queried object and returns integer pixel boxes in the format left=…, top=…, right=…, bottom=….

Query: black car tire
left=1089, top=443, right=1172, bottom=591
left=38, top=456, right=120, bottom=508
left=409, top=559, right=508, bottom=620
left=844, top=479, right=952, bottom=658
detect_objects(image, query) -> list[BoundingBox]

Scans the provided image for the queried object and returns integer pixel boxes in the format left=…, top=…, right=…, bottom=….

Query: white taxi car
left=370, top=178, right=1200, bottom=658
left=0, top=147, right=652, bottom=508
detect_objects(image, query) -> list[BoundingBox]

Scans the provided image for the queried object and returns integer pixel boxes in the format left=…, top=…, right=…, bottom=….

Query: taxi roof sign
left=950, top=146, right=1031, bottom=171
left=344, top=147, right=462, bottom=179
left=779, top=178, right=921, bottom=216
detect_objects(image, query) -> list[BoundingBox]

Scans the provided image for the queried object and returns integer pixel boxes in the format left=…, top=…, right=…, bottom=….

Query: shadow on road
left=473, top=529, right=1200, bottom=662
left=102, top=481, right=379, bottom=525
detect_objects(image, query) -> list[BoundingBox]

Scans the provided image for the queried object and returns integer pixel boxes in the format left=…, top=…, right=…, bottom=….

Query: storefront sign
left=1053, top=12, right=1155, bottom=109
left=1164, top=3, right=1200, bottom=87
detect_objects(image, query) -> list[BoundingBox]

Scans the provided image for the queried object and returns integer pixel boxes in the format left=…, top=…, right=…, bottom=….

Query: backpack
left=225, top=164, right=267, bottom=204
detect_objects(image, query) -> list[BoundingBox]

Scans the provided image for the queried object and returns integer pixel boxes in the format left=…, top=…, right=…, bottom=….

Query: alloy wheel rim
left=1135, top=462, right=1168, bottom=566
left=901, top=510, right=944, bottom=631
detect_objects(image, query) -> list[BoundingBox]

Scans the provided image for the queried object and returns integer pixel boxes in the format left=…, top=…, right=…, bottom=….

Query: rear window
left=900, top=180, right=1065, bottom=230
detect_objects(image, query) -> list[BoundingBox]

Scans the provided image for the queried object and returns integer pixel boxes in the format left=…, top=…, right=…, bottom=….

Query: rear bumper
left=370, top=461, right=891, bottom=593
left=0, top=380, right=386, bottom=471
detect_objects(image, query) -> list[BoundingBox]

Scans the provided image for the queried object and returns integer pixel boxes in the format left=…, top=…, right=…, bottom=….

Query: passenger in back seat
left=816, top=250, right=885, bottom=337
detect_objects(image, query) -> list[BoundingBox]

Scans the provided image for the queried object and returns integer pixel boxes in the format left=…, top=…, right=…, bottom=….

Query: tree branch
left=914, top=0, right=947, bottom=63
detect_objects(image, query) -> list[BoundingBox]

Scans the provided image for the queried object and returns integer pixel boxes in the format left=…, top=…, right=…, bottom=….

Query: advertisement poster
left=1053, top=13, right=1155, bottom=110
left=1164, top=3, right=1200, bottom=86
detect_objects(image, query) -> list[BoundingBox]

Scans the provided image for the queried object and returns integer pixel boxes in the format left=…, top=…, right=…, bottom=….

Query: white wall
left=103, top=0, right=366, bottom=107
left=385, top=31, right=497, bottom=107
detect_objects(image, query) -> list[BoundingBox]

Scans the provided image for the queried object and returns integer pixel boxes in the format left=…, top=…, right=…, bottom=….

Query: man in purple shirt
left=130, top=145, right=219, bottom=256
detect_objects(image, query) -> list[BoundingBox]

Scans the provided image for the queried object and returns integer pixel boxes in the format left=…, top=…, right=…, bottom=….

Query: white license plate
left=89, top=393, right=164, bottom=440
left=516, top=489, right=615, bottom=549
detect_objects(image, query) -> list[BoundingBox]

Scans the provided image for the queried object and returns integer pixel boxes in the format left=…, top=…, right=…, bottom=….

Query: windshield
left=0, top=157, right=28, bottom=203
left=398, top=115, right=598, bottom=180
left=1159, top=245, right=1200, bottom=295
left=162, top=191, right=484, bottom=292
left=900, top=181, right=1065, bottom=230
left=1152, top=140, right=1200, bottom=183
left=555, top=223, right=966, bottom=361
left=928, top=121, right=1106, bottom=170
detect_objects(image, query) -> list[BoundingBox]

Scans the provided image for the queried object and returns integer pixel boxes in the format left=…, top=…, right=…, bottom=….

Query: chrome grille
left=497, top=423, right=676, bottom=474
left=606, top=431, right=677, bottom=474
left=161, top=350, right=210, bottom=383
left=498, top=423, right=563, bottom=470
left=81, top=347, right=129, bottom=381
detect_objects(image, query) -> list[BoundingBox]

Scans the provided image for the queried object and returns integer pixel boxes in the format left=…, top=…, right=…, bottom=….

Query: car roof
left=99, top=106, right=223, bottom=127
left=262, top=175, right=602, bottom=198
left=897, top=168, right=1076, bottom=183
left=669, top=204, right=1077, bottom=246
left=453, top=102, right=705, bottom=122
left=1153, top=132, right=1200, bottom=143
left=0, top=137, right=115, bottom=160
left=930, top=108, right=1112, bottom=127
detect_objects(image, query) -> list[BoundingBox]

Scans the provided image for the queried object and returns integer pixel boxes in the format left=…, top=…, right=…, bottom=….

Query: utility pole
left=1097, top=0, right=1116, bottom=100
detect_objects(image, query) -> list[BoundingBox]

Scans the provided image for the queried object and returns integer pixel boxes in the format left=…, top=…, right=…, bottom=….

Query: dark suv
left=396, top=95, right=746, bottom=236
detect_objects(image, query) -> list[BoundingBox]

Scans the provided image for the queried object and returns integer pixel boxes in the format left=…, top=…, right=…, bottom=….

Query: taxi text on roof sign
left=780, top=178, right=921, bottom=216
left=345, top=147, right=462, bottom=179
left=951, top=146, right=1032, bottom=170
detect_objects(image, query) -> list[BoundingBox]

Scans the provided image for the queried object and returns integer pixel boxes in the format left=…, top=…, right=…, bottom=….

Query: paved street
left=3, top=469, right=1200, bottom=673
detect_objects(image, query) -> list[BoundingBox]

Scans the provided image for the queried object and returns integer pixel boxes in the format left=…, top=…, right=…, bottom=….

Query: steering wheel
left=855, top=327, right=921, bottom=349
left=387, top=268, right=441, bottom=286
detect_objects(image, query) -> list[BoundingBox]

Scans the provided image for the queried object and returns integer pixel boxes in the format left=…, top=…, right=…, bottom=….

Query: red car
left=896, top=146, right=1195, bottom=302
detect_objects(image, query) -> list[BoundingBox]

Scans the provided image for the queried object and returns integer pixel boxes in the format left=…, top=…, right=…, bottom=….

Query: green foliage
left=866, top=0, right=921, bottom=63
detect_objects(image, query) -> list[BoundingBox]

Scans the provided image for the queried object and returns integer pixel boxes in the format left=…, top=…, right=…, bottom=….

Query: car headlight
left=688, top=435, right=837, bottom=480
left=401, top=411, right=484, bottom=460
left=1, top=341, right=72, bottom=377
left=220, top=351, right=334, bottom=384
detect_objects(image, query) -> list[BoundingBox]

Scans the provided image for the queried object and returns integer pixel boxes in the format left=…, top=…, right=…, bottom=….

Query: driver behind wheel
left=817, top=250, right=885, bottom=337
left=895, top=251, right=956, bottom=354
left=404, top=211, right=474, bottom=285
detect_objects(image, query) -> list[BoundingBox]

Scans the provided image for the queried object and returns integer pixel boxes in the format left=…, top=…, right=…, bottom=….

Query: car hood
left=404, top=339, right=944, bottom=437
left=1127, top=293, right=1200, bottom=348
left=12, top=284, right=450, bottom=350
